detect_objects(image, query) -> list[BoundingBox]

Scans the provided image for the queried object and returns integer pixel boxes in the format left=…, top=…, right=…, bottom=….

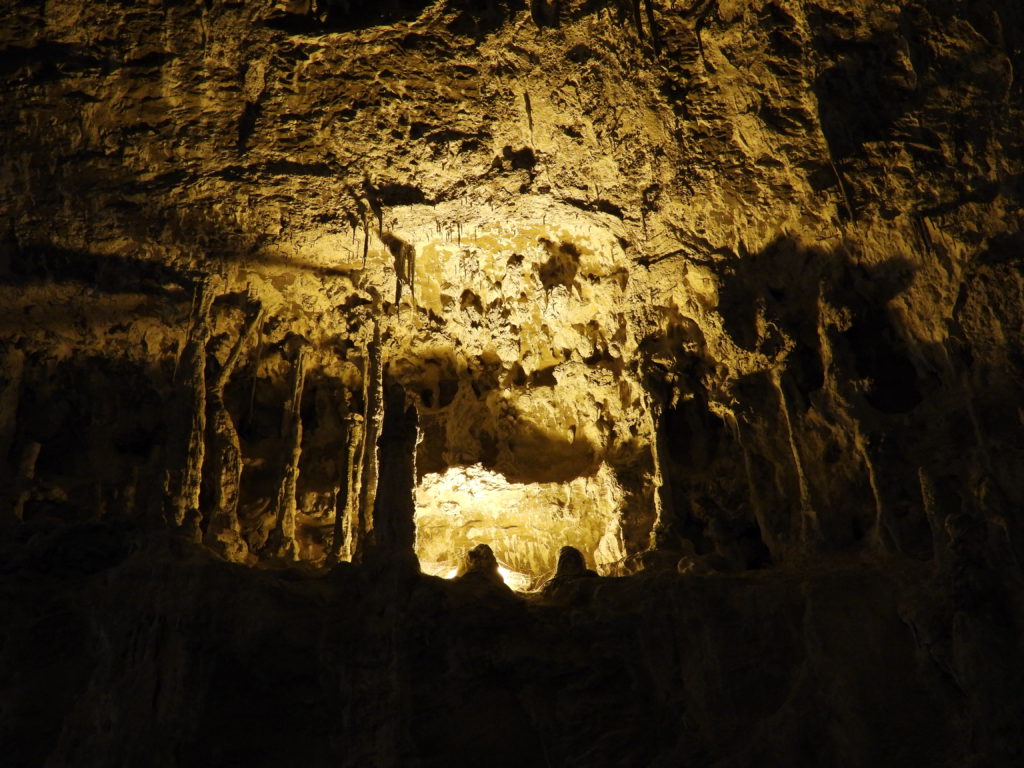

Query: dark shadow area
left=811, top=34, right=919, bottom=161
left=717, top=236, right=920, bottom=414
left=560, top=195, right=625, bottom=219
left=263, top=0, right=514, bottom=39
left=3, top=243, right=193, bottom=295
left=5, top=353, right=170, bottom=528
left=0, top=525, right=991, bottom=767
left=841, top=309, right=922, bottom=413
left=537, top=238, right=580, bottom=291
left=529, top=0, right=560, bottom=29
left=493, top=414, right=602, bottom=485
left=444, top=0, right=515, bottom=39
left=0, top=40, right=107, bottom=84
left=652, top=237, right=931, bottom=561
left=264, top=0, right=436, bottom=34
left=236, top=100, right=260, bottom=153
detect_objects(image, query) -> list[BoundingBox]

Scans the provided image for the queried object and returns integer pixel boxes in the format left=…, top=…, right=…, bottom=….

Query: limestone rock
left=1, top=0, right=1023, bottom=764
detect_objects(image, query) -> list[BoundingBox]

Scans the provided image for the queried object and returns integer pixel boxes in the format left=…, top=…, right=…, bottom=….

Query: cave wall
left=2, top=0, right=1022, bottom=570
left=1, top=1, right=1024, bottom=763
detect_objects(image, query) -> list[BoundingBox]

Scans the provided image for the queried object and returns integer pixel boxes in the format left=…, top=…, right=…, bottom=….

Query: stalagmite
left=541, top=545, right=598, bottom=602
left=204, top=302, right=264, bottom=562
left=456, top=543, right=508, bottom=591
left=268, top=347, right=307, bottom=560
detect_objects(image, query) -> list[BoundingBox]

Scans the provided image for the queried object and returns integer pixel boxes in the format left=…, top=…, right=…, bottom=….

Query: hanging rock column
left=351, top=318, right=383, bottom=565
left=366, top=370, right=419, bottom=566
left=164, top=278, right=214, bottom=541
left=204, top=303, right=263, bottom=563
left=267, top=347, right=307, bottom=560
left=0, top=346, right=24, bottom=524
left=643, top=366, right=689, bottom=564
left=329, top=410, right=364, bottom=564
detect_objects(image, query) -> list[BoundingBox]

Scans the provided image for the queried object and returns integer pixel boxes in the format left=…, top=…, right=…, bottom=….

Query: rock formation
left=203, top=297, right=263, bottom=561
left=1, top=0, right=1022, bottom=765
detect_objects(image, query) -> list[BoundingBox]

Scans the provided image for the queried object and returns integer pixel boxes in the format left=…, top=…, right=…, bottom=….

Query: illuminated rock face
left=415, top=462, right=626, bottom=579
left=0, top=0, right=1019, bottom=565
left=1, top=0, right=1023, bottom=590
left=2, top=0, right=1022, bottom=571
left=1, top=0, right=1024, bottom=764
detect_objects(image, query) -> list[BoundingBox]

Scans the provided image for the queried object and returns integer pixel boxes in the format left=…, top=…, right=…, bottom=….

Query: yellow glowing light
left=420, top=558, right=533, bottom=591
left=497, top=564, right=533, bottom=592
left=414, top=464, right=626, bottom=587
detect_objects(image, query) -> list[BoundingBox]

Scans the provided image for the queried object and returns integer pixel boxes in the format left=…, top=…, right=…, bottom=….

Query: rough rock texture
left=0, top=526, right=980, bottom=768
left=1, top=0, right=1023, bottom=765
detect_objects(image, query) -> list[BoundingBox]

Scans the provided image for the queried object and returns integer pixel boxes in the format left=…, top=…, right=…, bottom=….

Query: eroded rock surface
left=1, top=0, right=1023, bottom=764
left=0, top=525, right=983, bottom=768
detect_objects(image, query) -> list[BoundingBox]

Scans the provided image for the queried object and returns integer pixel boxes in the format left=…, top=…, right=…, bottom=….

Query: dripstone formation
left=1, top=1, right=1022, bottom=766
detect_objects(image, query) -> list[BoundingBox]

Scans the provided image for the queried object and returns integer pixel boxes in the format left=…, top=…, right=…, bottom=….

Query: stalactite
left=124, top=466, right=140, bottom=521
left=245, top=309, right=265, bottom=428
left=918, top=467, right=951, bottom=569
left=327, top=423, right=349, bottom=564
left=693, top=0, right=715, bottom=72
left=362, top=213, right=369, bottom=267
left=269, top=346, right=307, bottom=560
left=0, top=347, right=22, bottom=465
left=828, top=156, right=856, bottom=221
left=629, top=0, right=644, bottom=38
left=523, top=90, right=534, bottom=143
left=854, top=424, right=886, bottom=552
left=172, top=281, right=200, bottom=383
left=164, top=277, right=214, bottom=540
left=352, top=318, right=383, bottom=564
left=380, top=232, right=416, bottom=310
left=408, top=243, right=415, bottom=310
left=643, top=0, right=660, bottom=54
left=204, top=302, right=264, bottom=563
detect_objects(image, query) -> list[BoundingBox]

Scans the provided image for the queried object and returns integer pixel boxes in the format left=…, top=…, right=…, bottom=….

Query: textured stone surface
left=1, top=0, right=1023, bottom=764
left=0, top=524, right=973, bottom=768
left=2, top=0, right=1022, bottom=567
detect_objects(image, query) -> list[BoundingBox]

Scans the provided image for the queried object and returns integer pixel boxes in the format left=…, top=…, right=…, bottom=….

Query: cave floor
left=0, top=520, right=972, bottom=768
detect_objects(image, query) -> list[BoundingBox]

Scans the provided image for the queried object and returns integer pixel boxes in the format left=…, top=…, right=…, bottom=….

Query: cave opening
left=413, top=462, right=629, bottom=590
left=365, top=206, right=655, bottom=588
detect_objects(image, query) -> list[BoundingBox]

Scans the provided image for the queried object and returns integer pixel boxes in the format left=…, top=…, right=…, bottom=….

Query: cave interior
left=2, top=0, right=1024, bottom=766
